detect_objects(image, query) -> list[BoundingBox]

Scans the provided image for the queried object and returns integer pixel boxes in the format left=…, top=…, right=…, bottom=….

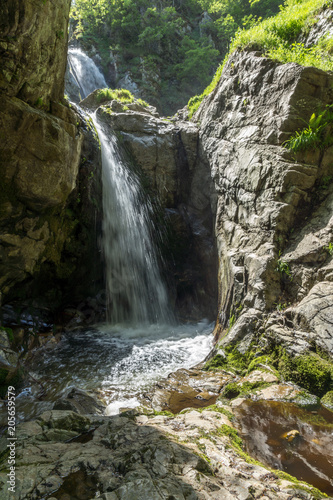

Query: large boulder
left=0, top=1, right=103, bottom=314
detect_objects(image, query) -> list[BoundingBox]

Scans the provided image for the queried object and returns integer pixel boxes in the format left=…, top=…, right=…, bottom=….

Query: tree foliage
left=70, top=0, right=282, bottom=114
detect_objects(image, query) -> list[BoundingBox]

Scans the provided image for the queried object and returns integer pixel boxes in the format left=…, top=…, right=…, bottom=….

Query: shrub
left=284, top=105, right=333, bottom=152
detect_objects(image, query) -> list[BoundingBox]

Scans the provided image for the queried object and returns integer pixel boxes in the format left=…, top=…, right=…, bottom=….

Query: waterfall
left=68, top=47, right=107, bottom=99
left=67, top=47, right=171, bottom=324
left=94, top=118, right=171, bottom=324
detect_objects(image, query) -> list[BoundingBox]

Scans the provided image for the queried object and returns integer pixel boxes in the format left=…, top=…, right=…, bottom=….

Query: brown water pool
left=234, top=400, right=333, bottom=495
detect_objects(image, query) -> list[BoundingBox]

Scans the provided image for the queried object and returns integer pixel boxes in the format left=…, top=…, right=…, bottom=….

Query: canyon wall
left=0, top=0, right=103, bottom=321
left=195, top=49, right=333, bottom=356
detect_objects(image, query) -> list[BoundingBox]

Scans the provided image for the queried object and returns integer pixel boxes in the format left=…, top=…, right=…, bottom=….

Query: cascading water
left=94, top=117, right=171, bottom=324
left=67, top=47, right=107, bottom=99
left=17, top=49, right=213, bottom=419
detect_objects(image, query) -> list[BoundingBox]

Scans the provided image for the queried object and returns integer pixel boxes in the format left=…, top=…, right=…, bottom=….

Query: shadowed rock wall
left=0, top=1, right=103, bottom=320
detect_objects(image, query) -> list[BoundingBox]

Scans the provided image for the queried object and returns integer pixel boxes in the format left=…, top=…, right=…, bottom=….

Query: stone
left=291, top=281, right=333, bottom=354
left=254, top=384, right=300, bottom=402
left=321, top=390, right=333, bottom=410
left=0, top=0, right=71, bottom=106
left=239, top=370, right=278, bottom=385
left=53, top=388, right=105, bottom=415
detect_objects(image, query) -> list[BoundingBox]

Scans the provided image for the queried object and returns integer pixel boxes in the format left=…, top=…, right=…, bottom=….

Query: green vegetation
left=278, top=352, right=333, bottom=397
left=321, top=390, right=333, bottom=409
left=325, top=242, right=333, bottom=256
left=70, top=0, right=282, bottom=114
left=183, top=403, right=235, bottom=421
left=204, top=344, right=253, bottom=373
left=205, top=340, right=333, bottom=399
left=217, top=424, right=244, bottom=449
left=222, top=380, right=270, bottom=399
left=284, top=105, right=333, bottom=152
left=275, top=253, right=292, bottom=280
left=188, top=0, right=333, bottom=117
left=96, top=87, right=134, bottom=103
left=1, top=327, right=14, bottom=344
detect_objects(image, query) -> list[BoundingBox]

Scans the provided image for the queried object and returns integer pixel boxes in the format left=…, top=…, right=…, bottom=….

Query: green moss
left=194, top=404, right=235, bottom=422
left=274, top=471, right=328, bottom=499
left=321, top=390, right=333, bottom=410
left=247, top=355, right=279, bottom=377
left=204, top=343, right=255, bottom=374
left=204, top=354, right=227, bottom=371
left=216, top=424, right=244, bottom=450
left=278, top=352, right=333, bottom=397
left=1, top=327, right=14, bottom=344
left=222, top=381, right=270, bottom=400
left=152, top=410, right=174, bottom=417
left=137, top=98, right=149, bottom=107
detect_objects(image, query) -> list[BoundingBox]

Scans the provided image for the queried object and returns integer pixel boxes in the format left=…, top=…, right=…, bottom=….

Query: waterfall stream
left=94, top=117, right=171, bottom=324
left=13, top=49, right=214, bottom=420
left=68, top=47, right=107, bottom=99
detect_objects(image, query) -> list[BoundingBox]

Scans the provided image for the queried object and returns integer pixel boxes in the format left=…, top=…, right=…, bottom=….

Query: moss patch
left=321, top=390, right=333, bottom=410
left=278, top=351, right=333, bottom=397
left=222, top=381, right=271, bottom=400
left=204, top=344, right=254, bottom=374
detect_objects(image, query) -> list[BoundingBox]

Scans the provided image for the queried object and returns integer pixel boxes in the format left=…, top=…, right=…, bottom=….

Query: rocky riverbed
left=1, top=336, right=333, bottom=500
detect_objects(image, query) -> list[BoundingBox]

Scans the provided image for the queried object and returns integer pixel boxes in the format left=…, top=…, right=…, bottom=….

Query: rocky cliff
left=0, top=1, right=103, bottom=322
left=80, top=46, right=333, bottom=358
left=195, top=49, right=333, bottom=358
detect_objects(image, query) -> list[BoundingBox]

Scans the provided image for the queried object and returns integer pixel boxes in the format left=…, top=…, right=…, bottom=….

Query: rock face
left=0, top=0, right=71, bottom=107
left=0, top=2, right=103, bottom=316
left=194, top=50, right=333, bottom=356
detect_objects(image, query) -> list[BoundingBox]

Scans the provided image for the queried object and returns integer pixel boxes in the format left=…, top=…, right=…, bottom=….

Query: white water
left=94, top=117, right=172, bottom=324
left=68, top=47, right=107, bottom=99
left=18, top=320, right=213, bottom=420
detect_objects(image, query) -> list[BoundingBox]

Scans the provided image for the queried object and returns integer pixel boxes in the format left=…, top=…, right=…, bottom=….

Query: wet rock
left=0, top=0, right=71, bottom=106
left=239, top=370, right=279, bottom=385
left=146, top=368, right=232, bottom=413
left=53, top=388, right=105, bottom=415
left=283, top=429, right=300, bottom=442
left=194, top=50, right=333, bottom=359
left=291, top=281, right=333, bottom=354
left=254, top=384, right=300, bottom=402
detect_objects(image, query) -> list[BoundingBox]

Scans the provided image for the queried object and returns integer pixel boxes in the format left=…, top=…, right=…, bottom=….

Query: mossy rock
left=278, top=352, right=333, bottom=397
left=221, top=380, right=269, bottom=400
left=321, top=390, right=333, bottom=410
